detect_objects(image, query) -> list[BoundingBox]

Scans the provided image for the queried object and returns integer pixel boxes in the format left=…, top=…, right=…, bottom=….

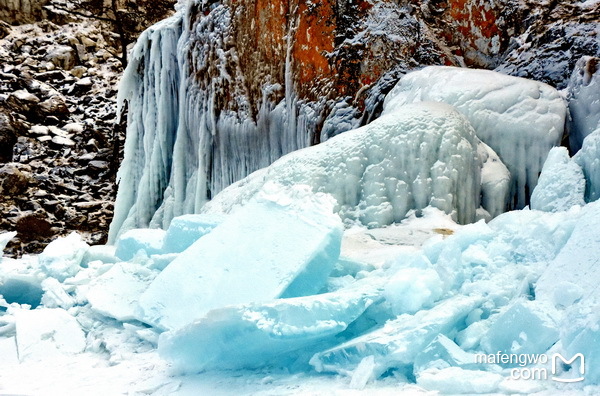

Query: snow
left=14, top=308, right=86, bottom=361
left=566, top=56, right=600, bottom=153
left=137, top=184, right=343, bottom=330
left=530, top=147, right=586, bottom=212
left=383, top=66, right=567, bottom=209
left=203, top=102, right=493, bottom=227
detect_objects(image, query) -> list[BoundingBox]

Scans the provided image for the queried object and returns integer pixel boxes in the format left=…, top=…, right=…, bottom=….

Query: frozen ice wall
left=383, top=66, right=567, bottom=209
left=109, top=3, right=318, bottom=241
left=203, top=102, right=489, bottom=226
left=567, top=56, right=600, bottom=153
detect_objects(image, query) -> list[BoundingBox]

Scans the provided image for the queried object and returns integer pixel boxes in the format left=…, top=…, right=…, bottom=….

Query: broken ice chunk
left=158, top=278, right=384, bottom=372
left=413, top=334, right=481, bottom=375
left=162, top=214, right=225, bottom=253
left=480, top=299, right=559, bottom=360
left=383, top=267, right=444, bottom=314
left=530, top=147, right=585, bottom=212
left=310, top=294, right=482, bottom=378
left=38, top=232, right=89, bottom=281
left=139, top=187, right=343, bottom=330
left=114, top=228, right=166, bottom=261
left=0, top=275, right=43, bottom=308
left=41, top=278, right=75, bottom=309
left=15, top=308, right=86, bottom=361
left=86, top=262, right=157, bottom=321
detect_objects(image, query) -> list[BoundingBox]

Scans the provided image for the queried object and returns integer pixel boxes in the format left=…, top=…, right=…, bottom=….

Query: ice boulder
left=480, top=299, right=559, bottom=360
left=115, top=228, right=166, bottom=261
left=310, top=295, right=483, bottom=378
left=138, top=184, right=343, bottom=330
left=162, top=214, right=225, bottom=253
left=38, top=232, right=89, bottom=281
left=530, top=147, right=585, bottom=212
left=383, top=66, right=567, bottom=209
left=204, top=102, right=489, bottom=226
left=0, top=275, right=43, bottom=308
left=574, top=128, right=600, bottom=202
left=159, top=277, right=385, bottom=373
left=567, top=56, right=600, bottom=153
left=15, top=308, right=86, bottom=361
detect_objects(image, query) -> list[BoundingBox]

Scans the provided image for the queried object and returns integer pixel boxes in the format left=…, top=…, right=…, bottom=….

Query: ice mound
left=204, top=102, right=491, bottom=226
left=159, top=277, right=385, bottom=372
left=574, top=128, right=600, bottom=202
left=138, top=184, right=343, bottom=330
left=38, top=232, right=89, bottom=282
left=15, top=308, right=86, bottom=361
left=567, top=56, right=600, bottom=153
left=115, top=228, right=166, bottom=261
left=383, top=66, right=567, bottom=209
left=530, top=147, right=586, bottom=212
left=162, top=214, right=225, bottom=253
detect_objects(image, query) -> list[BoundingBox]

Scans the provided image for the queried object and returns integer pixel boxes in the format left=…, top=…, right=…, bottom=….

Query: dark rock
left=15, top=212, right=54, bottom=241
left=37, top=95, right=69, bottom=118
left=0, top=163, right=29, bottom=195
left=0, top=111, right=19, bottom=162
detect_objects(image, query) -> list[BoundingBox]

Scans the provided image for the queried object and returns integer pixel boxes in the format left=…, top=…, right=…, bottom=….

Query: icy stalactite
left=109, top=3, right=318, bottom=241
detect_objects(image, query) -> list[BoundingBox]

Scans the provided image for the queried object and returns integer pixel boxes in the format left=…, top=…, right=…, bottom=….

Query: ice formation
left=383, top=66, right=567, bottom=209
left=567, top=56, right=600, bottom=153
left=115, top=228, right=166, bottom=261
left=530, top=147, right=586, bottom=212
left=202, top=102, right=501, bottom=227
left=137, top=184, right=343, bottom=330
left=574, top=128, right=600, bottom=202
left=38, top=232, right=89, bottom=282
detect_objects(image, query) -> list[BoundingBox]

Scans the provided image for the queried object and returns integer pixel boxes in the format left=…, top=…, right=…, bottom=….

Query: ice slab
left=536, top=201, right=600, bottom=307
left=86, top=262, right=157, bottom=321
left=0, top=275, right=43, bottom=308
left=162, top=214, right=225, bottom=253
left=38, top=232, right=89, bottom=282
left=567, top=56, right=600, bottom=153
left=413, top=334, right=481, bottom=374
left=15, top=308, right=86, bottom=361
left=115, top=228, right=166, bottom=261
left=81, top=245, right=117, bottom=266
left=480, top=299, right=559, bottom=359
left=203, top=102, right=486, bottom=226
left=310, top=295, right=482, bottom=378
left=159, top=278, right=384, bottom=372
left=530, top=147, right=586, bottom=212
left=138, top=185, right=343, bottom=330
left=384, top=66, right=567, bottom=209
left=574, top=128, right=600, bottom=202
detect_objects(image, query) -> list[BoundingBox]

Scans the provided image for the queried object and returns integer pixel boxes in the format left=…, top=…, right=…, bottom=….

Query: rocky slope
left=0, top=18, right=123, bottom=256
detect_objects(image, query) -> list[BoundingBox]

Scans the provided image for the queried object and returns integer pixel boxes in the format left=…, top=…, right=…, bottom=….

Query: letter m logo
left=552, top=353, right=585, bottom=383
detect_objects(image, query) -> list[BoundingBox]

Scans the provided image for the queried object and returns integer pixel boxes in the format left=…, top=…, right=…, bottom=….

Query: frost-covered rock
left=138, top=185, right=343, bottom=330
left=0, top=231, right=16, bottom=257
left=159, top=277, right=384, bottom=372
left=530, top=147, right=586, bottom=212
left=567, top=56, right=600, bottom=153
left=204, top=102, right=490, bottom=227
left=383, top=66, right=567, bottom=209
left=15, top=308, right=86, bottom=361
left=38, top=232, right=89, bottom=282
left=114, top=228, right=166, bottom=261
left=162, top=214, right=225, bottom=254
left=574, top=128, right=600, bottom=202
